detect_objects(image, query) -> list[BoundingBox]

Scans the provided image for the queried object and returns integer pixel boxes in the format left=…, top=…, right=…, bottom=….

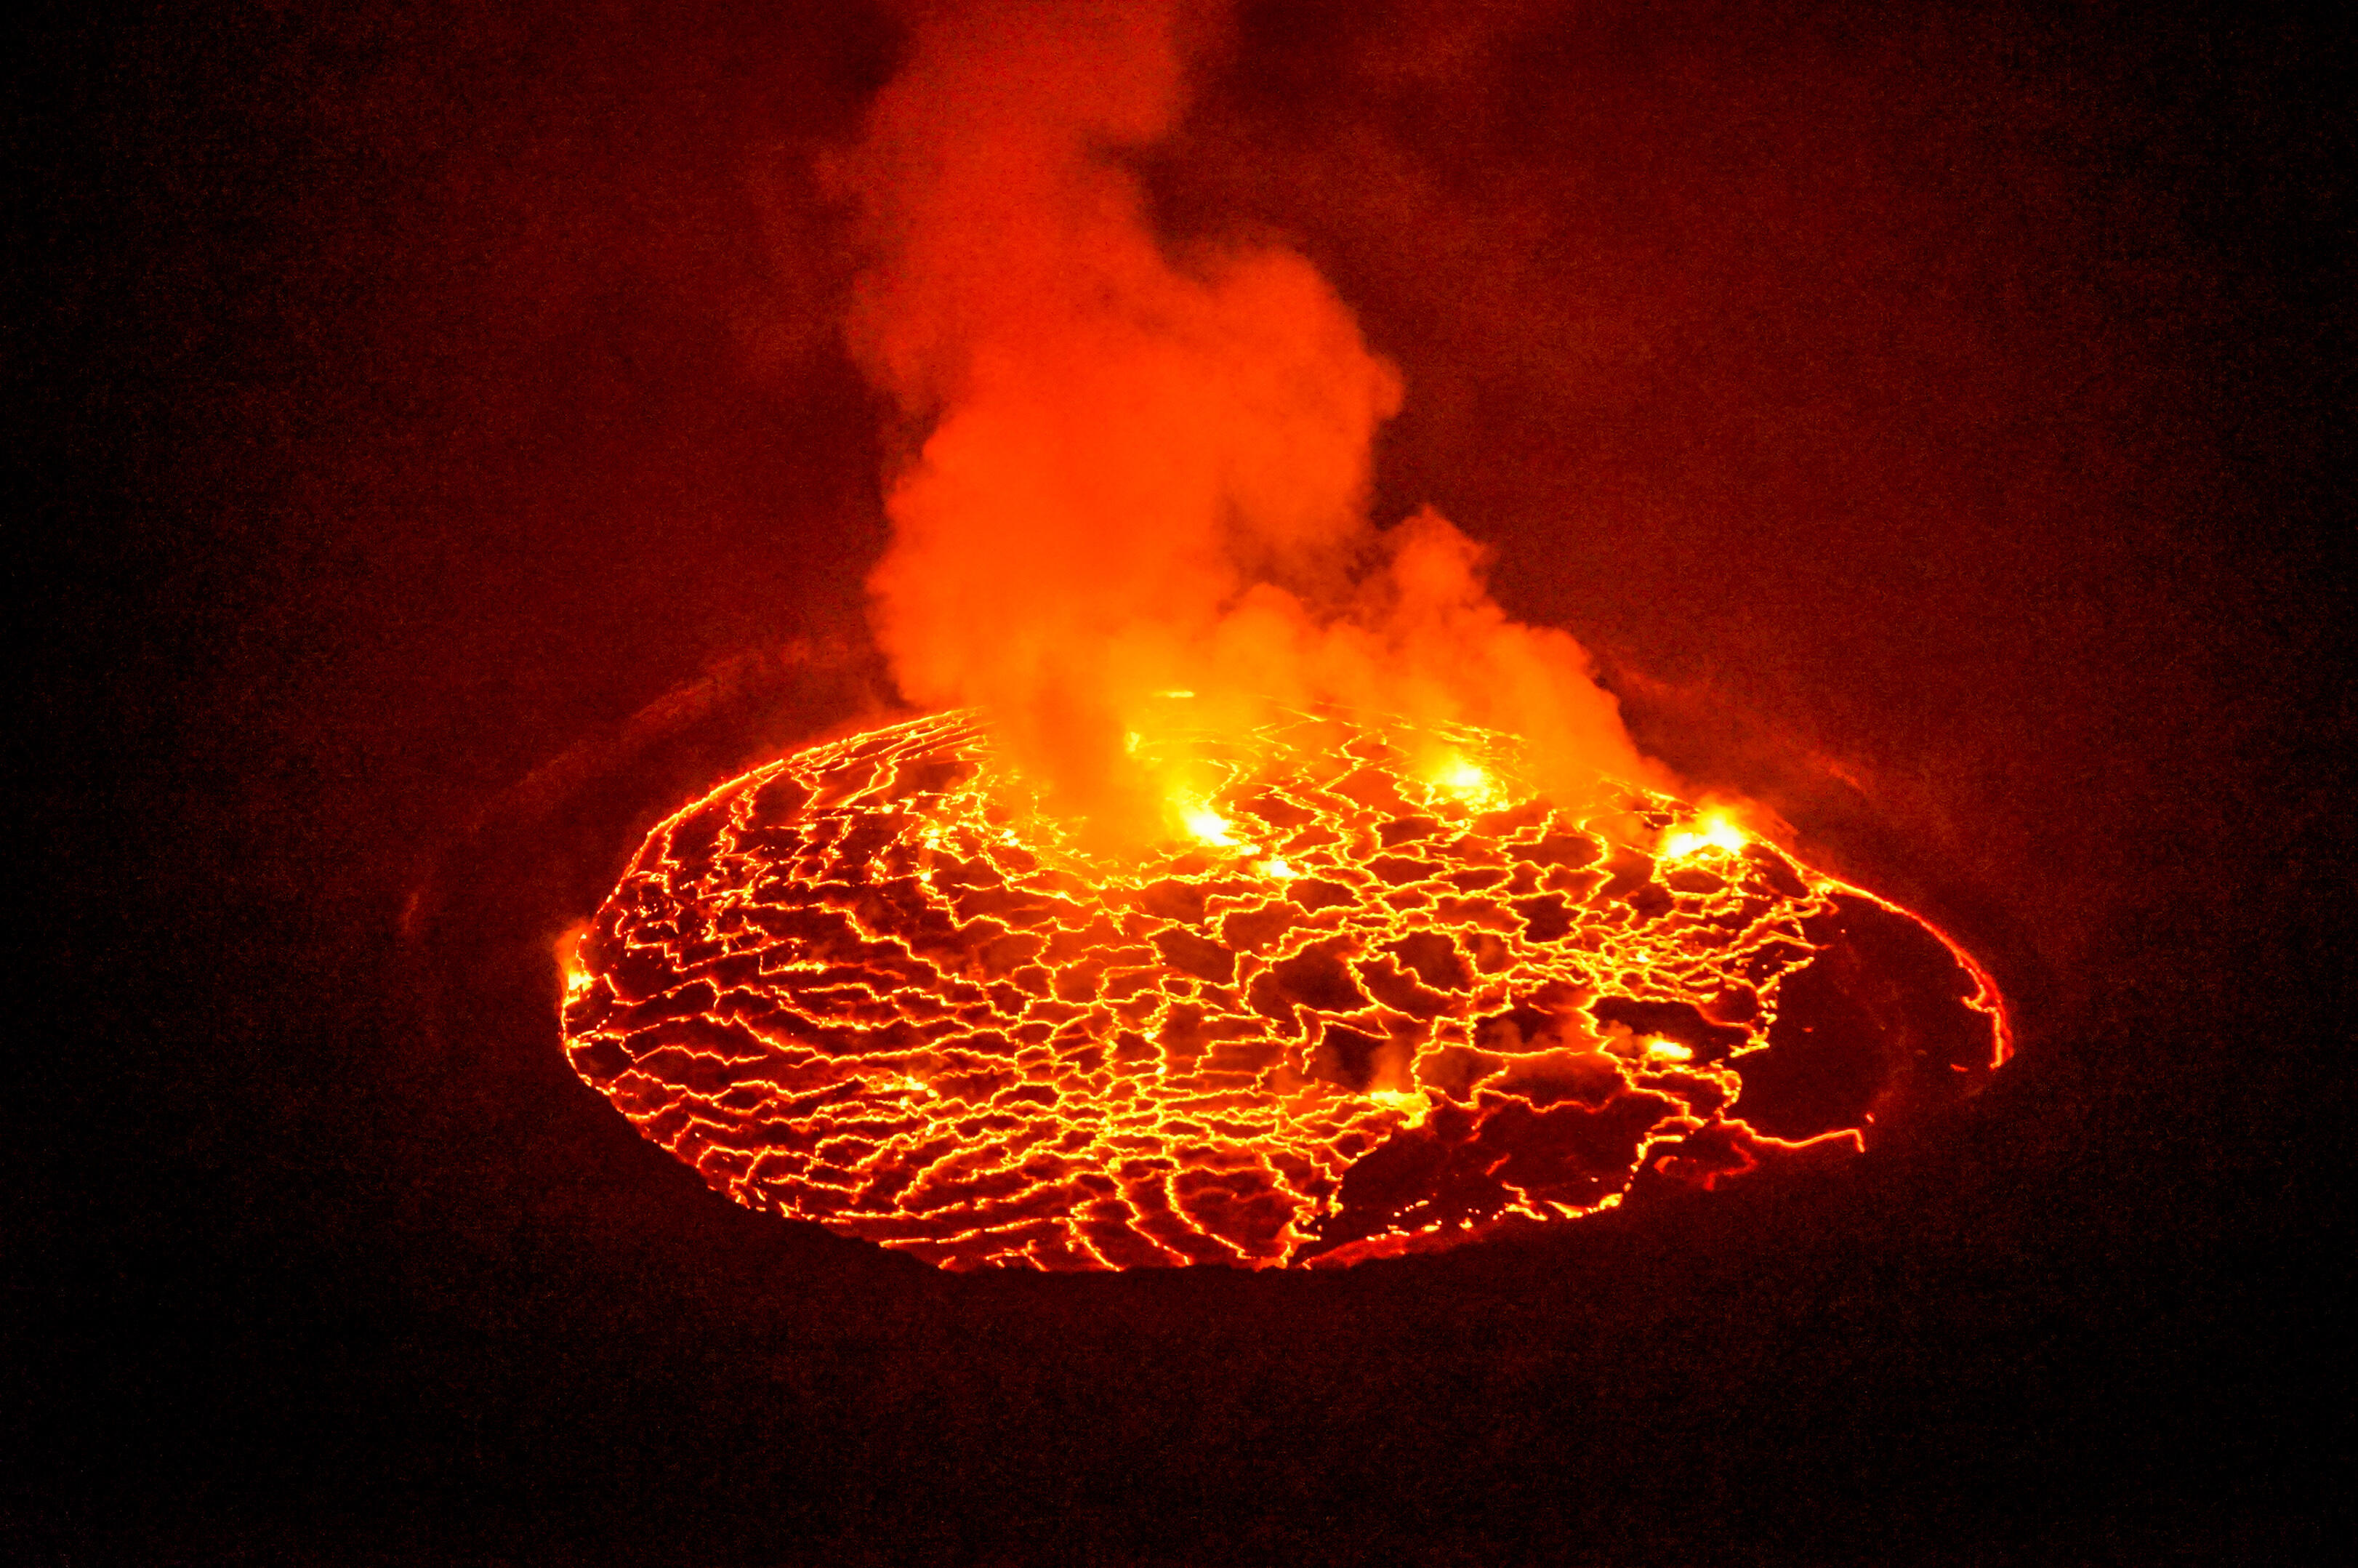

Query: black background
left=15, top=1, right=2351, bottom=1561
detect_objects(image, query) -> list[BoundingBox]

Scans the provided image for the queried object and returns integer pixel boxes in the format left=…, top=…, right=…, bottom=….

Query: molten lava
left=560, top=701, right=2007, bottom=1270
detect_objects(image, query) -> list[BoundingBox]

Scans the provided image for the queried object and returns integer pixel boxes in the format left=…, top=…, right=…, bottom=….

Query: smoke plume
left=837, top=0, right=1651, bottom=831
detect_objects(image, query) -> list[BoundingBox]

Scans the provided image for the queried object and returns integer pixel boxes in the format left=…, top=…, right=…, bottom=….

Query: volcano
left=561, top=700, right=2007, bottom=1269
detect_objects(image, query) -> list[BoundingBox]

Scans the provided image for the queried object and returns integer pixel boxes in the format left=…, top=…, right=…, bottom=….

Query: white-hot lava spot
left=560, top=705, right=2008, bottom=1271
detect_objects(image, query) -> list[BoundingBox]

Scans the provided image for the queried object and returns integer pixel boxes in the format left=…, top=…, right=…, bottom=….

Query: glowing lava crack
left=561, top=705, right=2009, bottom=1270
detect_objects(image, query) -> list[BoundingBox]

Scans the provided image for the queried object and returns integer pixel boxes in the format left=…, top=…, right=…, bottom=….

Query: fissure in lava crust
left=560, top=704, right=2009, bottom=1270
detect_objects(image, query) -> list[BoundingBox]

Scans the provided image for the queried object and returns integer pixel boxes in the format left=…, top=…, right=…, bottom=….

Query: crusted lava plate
left=560, top=703, right=2008, bottom=1269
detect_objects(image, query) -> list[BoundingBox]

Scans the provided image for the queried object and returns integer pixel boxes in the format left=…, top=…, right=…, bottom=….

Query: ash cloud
left=835, top=0, right=1652, bottom=828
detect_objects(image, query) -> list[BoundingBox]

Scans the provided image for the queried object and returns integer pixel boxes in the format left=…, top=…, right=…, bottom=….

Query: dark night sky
left=14, top=2, right=2351, bottom=1562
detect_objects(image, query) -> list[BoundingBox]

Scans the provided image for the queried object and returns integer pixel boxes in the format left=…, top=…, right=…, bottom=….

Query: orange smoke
left=840, top=0, right=1653, bottom=827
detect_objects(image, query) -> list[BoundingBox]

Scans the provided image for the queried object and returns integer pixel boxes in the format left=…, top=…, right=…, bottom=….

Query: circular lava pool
left=560, top=701, right=2008, bottom=1269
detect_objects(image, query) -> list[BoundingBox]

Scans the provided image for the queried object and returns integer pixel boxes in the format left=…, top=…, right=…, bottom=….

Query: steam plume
left=838, top=0, right=1651, bottom=827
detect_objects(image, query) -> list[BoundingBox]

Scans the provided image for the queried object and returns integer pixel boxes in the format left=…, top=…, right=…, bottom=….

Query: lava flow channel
left=560, top=704, right=2009, bottom=1270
